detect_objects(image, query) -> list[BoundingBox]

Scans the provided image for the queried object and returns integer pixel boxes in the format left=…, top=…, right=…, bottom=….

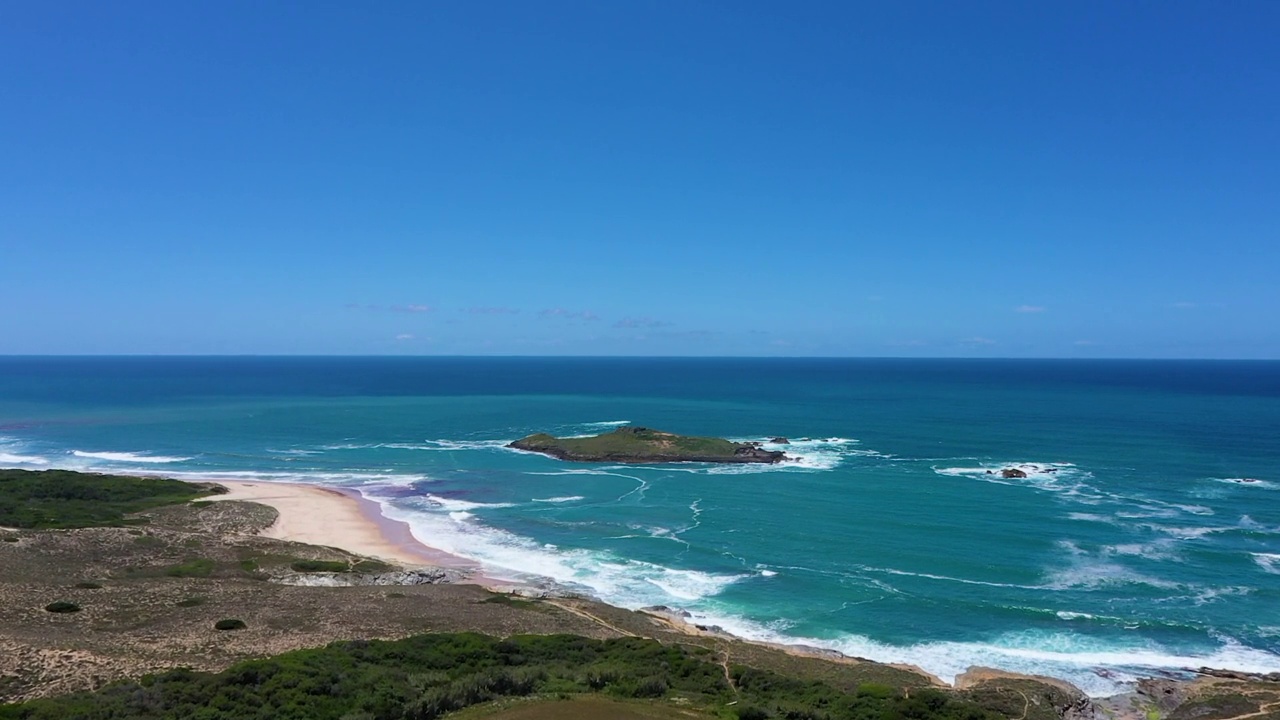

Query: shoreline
left=204, top=480, right=513, bottom=587
left=186, top=478, right=1267, bottom=705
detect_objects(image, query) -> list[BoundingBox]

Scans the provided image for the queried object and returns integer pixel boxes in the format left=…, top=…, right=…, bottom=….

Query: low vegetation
left=42, top=601, right=81, bottom=614
left=0, top=469, right=216, bottom=529
left=0, top=632, right=998, bottom=720
left=508, top=427, right=784, bottom=464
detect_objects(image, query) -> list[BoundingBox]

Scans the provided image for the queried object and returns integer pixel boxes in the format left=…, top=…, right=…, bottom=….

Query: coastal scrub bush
left=351, top=559, right=392, bottom=574
left=0, top=631, right=1003, bottom=720
left=290, top=559, right=348, bottom=573
left=1, top=535, right=17, bottom=542
left=164, top=558, right=215, bottom=578
left=73, top=582, right=102, bottom=589
left=214, top=618, right=246, bottom=631
left=44, top=601, right=81, bottom=613
left=0, top=468, right=211, bottom=529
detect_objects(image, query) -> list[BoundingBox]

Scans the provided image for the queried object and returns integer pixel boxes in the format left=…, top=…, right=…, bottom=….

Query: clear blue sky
left=3, top=1, right=1277, bottom=357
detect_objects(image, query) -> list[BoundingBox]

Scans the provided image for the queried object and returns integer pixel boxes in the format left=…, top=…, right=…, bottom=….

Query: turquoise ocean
left=2, top=357, right=1278, bottom=695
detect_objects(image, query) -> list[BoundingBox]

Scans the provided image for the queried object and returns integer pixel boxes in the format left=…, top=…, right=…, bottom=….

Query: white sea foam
left=385, top=439, right=514, bottom=452
left=532, top=496, right=585, bottom=503
left=372, top=494, right=746, bottom=607
left=1043, top=542, right=1181, bottom=591
left=1252, top=553, right=1280, bottom=575
left=671, top=609, right=1280, bottom=697
left=424, top=494, right=514, bottom=511
left=691, top=437, right=872, bottom=474
left=1067, top=513, right=1118, bottom=525
left=560, top=420, right=633, bottom=438
left=70, top=450, right=193, bottom=463
left=1211, top=477, right=1276, bottom=489
left=1055, top=611, right=1095, bottom=621
left=267, top=448, right=323, bottom=457
left=152, top=469, right=430, bottom=486
left=0, top=452, right=49, bottom=466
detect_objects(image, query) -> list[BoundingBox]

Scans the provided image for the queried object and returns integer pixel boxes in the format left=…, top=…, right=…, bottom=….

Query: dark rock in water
left=641, top=605, right=692, bottom=619
left=985, top=470, right=993, bottom=475
left=770, top=437, right=790, bottom=444
left=1001, top=468, right=1029, bottom=479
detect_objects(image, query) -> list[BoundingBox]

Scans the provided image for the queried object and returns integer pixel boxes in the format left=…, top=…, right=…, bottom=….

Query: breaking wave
left=70, top=450, right=193, bottom=463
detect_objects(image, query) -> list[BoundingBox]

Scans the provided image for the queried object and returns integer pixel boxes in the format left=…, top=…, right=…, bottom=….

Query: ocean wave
left=1043, top=542, right=1182, bottom=591
left=152, top=469, right=430, bottom=486
left=371, top=494, right=746, bottom=607
left=1252, top=553, right=1280, bottom=575
left=559, top=420, right=632, bottom=438
left=1210, top=477, right=1276, bottom=489
left=532, top=496, right=585, bottom=503
left=0, top=451, right=49, bottom=466
left=1101, top=540, right=1183, bottom=562
left=423, top=494, right=515, bottom=511
left=690, top=437, right=873, bottom=474
left=673, top=609, right=1280, bottom=697
left=386, top=439, right=514, bottom=451
left=267, top=448, right=323, bottom=457
left=70, top=450, right=193, bottom=463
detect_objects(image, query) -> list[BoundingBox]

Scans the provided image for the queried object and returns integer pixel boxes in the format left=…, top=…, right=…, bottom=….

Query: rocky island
left=507, top=426, right=789, bottom=464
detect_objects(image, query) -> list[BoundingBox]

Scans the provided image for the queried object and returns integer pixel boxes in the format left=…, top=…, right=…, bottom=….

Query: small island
left=507, top=426, right=789, bottom=464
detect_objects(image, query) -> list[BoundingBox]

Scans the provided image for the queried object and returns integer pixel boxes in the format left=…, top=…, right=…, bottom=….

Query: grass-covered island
left=507, top=426, right=788, bottom=464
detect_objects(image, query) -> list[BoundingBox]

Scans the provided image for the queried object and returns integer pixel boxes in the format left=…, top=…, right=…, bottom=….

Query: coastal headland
left=508, top=426, right=789, bottom=464
left=1, top=468, right=1277, bottom=719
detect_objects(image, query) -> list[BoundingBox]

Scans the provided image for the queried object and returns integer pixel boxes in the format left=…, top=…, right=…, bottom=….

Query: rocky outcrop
left=508, top=427, right=789, bottom=464
left=770, top=437, right=791, bottom=445
left=1001, top=468, right=1029, bottom=479
left=271, top=567, right=469, bottom=587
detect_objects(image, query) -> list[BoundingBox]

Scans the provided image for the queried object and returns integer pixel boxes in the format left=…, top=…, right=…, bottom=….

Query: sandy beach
left=205, top=480, right=499, bottom=581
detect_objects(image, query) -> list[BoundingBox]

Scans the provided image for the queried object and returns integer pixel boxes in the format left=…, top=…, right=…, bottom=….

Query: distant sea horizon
left=2, top=356, right=1278, bottom=696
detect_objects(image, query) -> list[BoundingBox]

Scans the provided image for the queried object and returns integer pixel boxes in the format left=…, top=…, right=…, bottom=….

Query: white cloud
left=614, top=317, right=673, bottom=329
left=395, top=334, right=414, bottom=341
left=538, top=308, right=600, bottom=321
left=1015, top=305, right=1045, bottom=313
left=392, top=304, right=432, bottom=313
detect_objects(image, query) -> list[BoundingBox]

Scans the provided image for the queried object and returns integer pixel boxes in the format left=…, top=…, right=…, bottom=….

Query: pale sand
left=205, top=480, right=507, bottom=583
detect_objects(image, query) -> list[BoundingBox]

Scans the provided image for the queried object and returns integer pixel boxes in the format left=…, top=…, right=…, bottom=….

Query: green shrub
left=45, top=601, right=81, bottom=613
left=856, top=682, right=899, bottom=699
left=481, top=593, right=537, bottom=609
left=133, top=534, right=165, bottom=547
left=290, top=559, right=348, bottom=573
left=214, top=618, right=246, bottom=631
left=1, top=535, right=18, bottom=542
left=238, top=559, right=259, bottom=572
left=0, top=468, right=212, bottom=529
left=73, top=581, right=102, bottom=589
left=738, top=706, right=773, bottom=720
left=351, top=559, right=392, bottom=574
left=164, top=558, right=216, bottom=577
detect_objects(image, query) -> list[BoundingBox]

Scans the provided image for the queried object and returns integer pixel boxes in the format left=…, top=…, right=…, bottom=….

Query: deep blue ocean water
left=2, top=357, right=1278, bottom=695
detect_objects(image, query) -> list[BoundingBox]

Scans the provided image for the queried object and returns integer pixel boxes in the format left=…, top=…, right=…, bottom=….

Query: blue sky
left=2, top=2, right=1277, bottom=357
